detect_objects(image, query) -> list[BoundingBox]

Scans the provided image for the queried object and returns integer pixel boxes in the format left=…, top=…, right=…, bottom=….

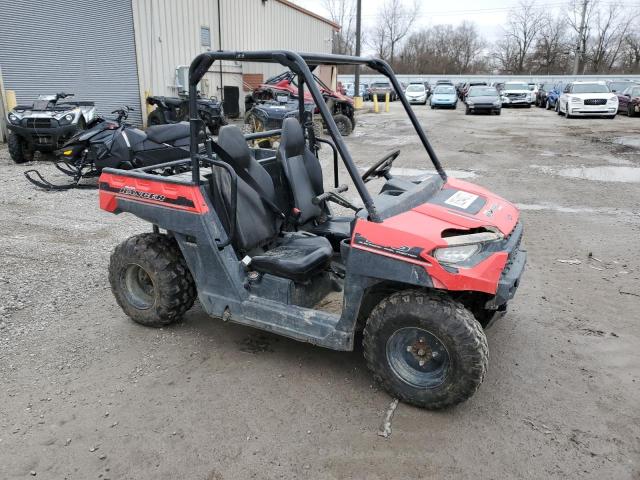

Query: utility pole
left=573, top=0, right=588, bottom=75
left=353, top=0, right=363, bottom=108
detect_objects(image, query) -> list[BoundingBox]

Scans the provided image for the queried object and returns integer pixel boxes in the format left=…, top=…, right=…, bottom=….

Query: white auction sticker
left=444, top=190, right=478, bottom=209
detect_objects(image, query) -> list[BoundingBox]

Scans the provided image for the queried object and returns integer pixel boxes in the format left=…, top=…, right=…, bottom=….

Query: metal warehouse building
left=0, top=0, right=338, bottom=127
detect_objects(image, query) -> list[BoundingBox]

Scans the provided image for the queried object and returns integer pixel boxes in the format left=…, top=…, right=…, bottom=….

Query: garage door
left=0, top=0, right=142, bottom=125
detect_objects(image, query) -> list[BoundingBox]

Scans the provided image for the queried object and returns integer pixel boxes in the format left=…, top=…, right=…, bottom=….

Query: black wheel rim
left=386, top=327, right=450, bottom=389
left=336, top=118, right=348, bottom=135
left=123, top=264, right=155, bottom=310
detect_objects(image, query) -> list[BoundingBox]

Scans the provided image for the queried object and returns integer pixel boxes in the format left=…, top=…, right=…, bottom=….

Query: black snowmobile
left=25, top=106, right=196, bottom=190
left=146, top=94, right=226, bottom=135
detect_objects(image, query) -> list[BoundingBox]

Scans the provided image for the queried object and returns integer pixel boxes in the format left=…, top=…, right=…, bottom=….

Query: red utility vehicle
left=100, top=51, right=526, bottom=409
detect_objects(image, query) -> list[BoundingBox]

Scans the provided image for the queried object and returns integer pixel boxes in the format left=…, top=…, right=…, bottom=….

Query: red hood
left=350, top=177, right=520, bottom=295
left=353, top=177, right=519, bottom=257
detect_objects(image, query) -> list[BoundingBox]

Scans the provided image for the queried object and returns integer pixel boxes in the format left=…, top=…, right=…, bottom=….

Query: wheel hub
left=386, top=327, right=450, bottom=389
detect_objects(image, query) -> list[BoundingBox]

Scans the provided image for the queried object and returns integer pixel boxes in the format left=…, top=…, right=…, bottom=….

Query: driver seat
left=277, top=118, right=351, bottom=249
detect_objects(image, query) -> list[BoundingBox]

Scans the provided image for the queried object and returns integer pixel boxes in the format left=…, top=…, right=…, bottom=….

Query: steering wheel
left=361, top=149, right=401, bottom=183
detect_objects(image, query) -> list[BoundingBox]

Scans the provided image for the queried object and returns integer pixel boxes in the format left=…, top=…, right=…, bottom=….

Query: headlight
left=493, top=100, right=501, bottom=106
left=433, top=244, right=480, bottom=264
left=59, top=113, right=74, bottom=124
left=570, top=97, right=581, bottom=103
left=466, top=101, right=474, bottom=106
left=608, top=96, right=618, bottom=103
left=8, top=113, right=19, bottom=124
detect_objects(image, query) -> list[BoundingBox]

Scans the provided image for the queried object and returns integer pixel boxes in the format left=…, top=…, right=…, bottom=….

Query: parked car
left=405, top=83, right=428, bottom=105
left=423, top=81, right=432, bottom=97
left=616, top=84, right=640, bottom=117
left=455, top=82, right=465, bottom=99
left=429, top=85, right=458, bottom=109
left=546, top=83, right=564, bottom=110
left=464, top=86, right=501, bottom=115
left=557, top=81, right=617, bottom=119
left=607, top=80, right=638, bottom=94
left=535, top=82, right=555, bottom=107
left=527, top=83, right=538, bottom=104
left=461, top=81, right=487, bottom=100
left=500, top=82, right=532, bottom=107
left=369, top=81, right=397, bottom=101
left=436, top=79, right=453, bottom=86
left=341, top=82, right=353, bottom=96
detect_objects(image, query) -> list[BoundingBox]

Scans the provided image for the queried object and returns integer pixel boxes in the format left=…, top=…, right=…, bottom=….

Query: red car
left=617, top=84, right=640, bottom=117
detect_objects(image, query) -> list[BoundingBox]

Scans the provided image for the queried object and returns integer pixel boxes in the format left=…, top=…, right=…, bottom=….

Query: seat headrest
left=281, top=118, right=305, bottom=157
left=217, top=125, right=252, bottom=169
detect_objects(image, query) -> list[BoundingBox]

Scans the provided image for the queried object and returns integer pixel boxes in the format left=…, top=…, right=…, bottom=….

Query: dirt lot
left=1, top=102, right=639, bottom=480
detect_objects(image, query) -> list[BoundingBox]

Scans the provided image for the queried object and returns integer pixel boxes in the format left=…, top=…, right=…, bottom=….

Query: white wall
left=132, top=0, right=336, bottom=121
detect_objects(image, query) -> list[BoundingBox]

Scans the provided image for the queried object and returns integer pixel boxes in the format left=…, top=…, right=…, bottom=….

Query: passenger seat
left=209, top=125, right=333, bottom=283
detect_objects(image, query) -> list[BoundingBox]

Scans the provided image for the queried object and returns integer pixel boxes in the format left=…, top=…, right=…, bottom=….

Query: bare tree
left=567, top=0, right=597, bottom=74
left=532, top=13, right=571, bottom=74
left=621, top=33, right=640, bottom=73
left=395, top=22, right=488, bottom=74
left=368, top=0, right=420, bottom=66
left=588, top=3, right=634, bottom=72
left=493, top=0, right=545, bottom=73
left=322, top=0, right=356, bottom=55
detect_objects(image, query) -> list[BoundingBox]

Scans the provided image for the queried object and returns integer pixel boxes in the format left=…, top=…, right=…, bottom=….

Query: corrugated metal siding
left=0, top=0, right=142, bottom=125
left=133, top=0, right=335, bottom=111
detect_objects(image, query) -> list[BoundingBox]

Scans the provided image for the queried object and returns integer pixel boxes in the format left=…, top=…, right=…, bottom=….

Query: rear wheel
left=109, top=233, right=196, bottom=327
left=627, top=104, right=636, bottom=117
left=545, top=99, right=551, bottom=110
left=363, top=290, right=488, bottom=409
left=333, top=113, right=353, bottom=136
left=465, top=106, right=471, bottom=115
left=8, top=132, right=32, bottom=164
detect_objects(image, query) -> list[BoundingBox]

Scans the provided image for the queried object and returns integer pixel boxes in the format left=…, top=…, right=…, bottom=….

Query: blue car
left=430, top=85, right=458, bottom=109
left=544, top=83, right=564, bottom=110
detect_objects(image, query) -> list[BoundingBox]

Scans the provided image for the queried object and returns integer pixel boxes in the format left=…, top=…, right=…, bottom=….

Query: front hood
left=353, top=178, right=519, bottom=258
left=502, top=89, right=529, bottom=95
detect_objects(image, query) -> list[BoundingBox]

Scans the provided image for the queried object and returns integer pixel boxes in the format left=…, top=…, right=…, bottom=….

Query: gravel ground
left=1, top=103, right=639, bottom=479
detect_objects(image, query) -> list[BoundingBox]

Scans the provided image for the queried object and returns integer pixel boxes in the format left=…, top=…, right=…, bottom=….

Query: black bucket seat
left=209, top=125, right=332, bottom=282
left=277, top=118, right=351, bottom=248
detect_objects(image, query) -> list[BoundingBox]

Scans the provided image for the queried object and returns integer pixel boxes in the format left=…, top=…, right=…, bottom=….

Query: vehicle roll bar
left=188, top=50, right=449, bottom=223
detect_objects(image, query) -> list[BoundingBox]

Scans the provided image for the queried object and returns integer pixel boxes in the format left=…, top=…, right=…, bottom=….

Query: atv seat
left=211, top=125, right=332, bottom=282
left=163, top=97, right=184, bottom=107
left=277, top=118, right=352, bottom=248
left=146, top=122, right=191, bottom=144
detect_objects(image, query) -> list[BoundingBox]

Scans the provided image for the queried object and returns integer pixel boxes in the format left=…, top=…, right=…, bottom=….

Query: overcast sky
left=291, top=0, right=563, bottom=46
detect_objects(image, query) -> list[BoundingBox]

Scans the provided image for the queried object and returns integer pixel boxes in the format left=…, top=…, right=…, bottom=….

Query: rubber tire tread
left=363, top=290, right=488, bottom=410
left=109, top=233, right=196, bottom=327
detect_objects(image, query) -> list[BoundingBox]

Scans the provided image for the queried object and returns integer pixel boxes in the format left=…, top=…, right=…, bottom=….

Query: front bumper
left=502, top=97, right=529, bottom=106
left=431, top=99, right=456, bottom=106
left=467, top=104, right=500, bottom=112
left=486, top=247, right=526, bottom=309
left=568, top=105, right=617, bottom=116
left=407, top=96, right=427, bottom=104
left=7, top=124, right=78, bottom=149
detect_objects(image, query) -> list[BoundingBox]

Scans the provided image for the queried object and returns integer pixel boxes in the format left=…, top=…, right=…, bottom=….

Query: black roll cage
left=188, top=50, right=448, bottom=223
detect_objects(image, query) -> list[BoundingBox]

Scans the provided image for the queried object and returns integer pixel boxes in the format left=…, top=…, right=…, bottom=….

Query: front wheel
left=8, top=133, right=33, bottom=164
left=363, top=290, right=488, bottom=409
left=545, top=99, right=551, bottom=110
left=109, top=233, right=196, bottom=327
left=333, top=113, right=353, bottom=136
left=627, top=104, right=636, bottom=117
